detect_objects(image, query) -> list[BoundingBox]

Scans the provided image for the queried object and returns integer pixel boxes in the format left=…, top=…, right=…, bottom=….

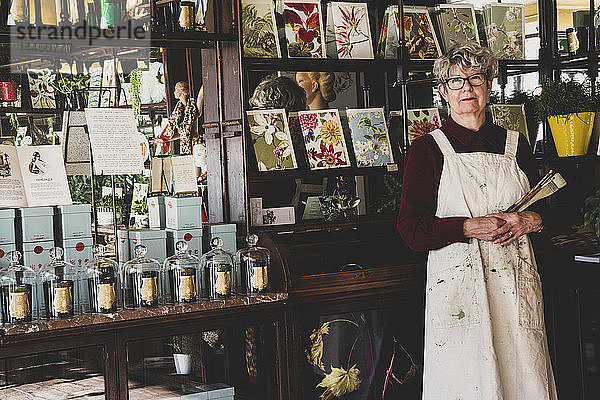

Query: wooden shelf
left=247, top=163, right=400, bottom=183
left=243, top=57, right=397, bottom=72
left=251, top=214, right=395, bottom=235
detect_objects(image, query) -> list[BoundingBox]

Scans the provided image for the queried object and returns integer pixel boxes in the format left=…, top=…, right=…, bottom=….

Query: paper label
left=9, top=291, right=30, bottom=319
left=98, top=283, right=116, bottom=310
left=179, top=275, right=196, bottom=301
left=141, top=276, right=158, bottom=302
left=215, top=271, right=231, bottom=296
left=54, top=286, right=73, bottom=314
left=251, top=266, right=268, bottom=291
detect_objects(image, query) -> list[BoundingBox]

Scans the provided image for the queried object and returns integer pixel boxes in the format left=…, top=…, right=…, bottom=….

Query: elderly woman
left=397, top=42, right=557, bottom=399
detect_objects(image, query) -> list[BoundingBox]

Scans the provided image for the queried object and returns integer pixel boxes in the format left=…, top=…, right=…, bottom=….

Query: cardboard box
left=117, top=228, right=130, bottom=263
left=129, top=229, right=167, bottom=262
left=56, top=204, right=92, bottom=239
left=0, top=243, right=16, bottom=268
left=18, top=206, right=54, bottom=242
left=147, top=196, right=166, bottom=229
left=166, top=228, right=202, bottom=258
left=165, top=196, right=202, bottom=230
left=0, top=208, right=16, bottom=244
left=22, top=240, right=54, bottom=271
left=63, top=237, right=93, bottom=268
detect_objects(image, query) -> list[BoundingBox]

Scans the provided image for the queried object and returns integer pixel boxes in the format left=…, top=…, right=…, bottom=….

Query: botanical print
left=436, top=4, right=479, bottom=52
left=489, top=104, right=529, bottom=143
left=247, top=109, right=298, bottom=171
left=407, top=108, right=441, bottom=144
left=27, top=69, right=56, bottom=109
left=403, top=7, right=441, bottom=60
left=326, top=2, right=373, bottom=59
left=484, top=3, right=524, bottom=60
left=101, top=59, right=116, bottom=107
left=241, top=0, right=281, bottom=58
left=376, top=5, right=390, bottom=58
left=346, top=108, right=394, bottom=167
left=88, top=63, right=102, bottom=108
left=283, top=0, right=326, bottom=58
left=298, top=109, right=350, bottom=170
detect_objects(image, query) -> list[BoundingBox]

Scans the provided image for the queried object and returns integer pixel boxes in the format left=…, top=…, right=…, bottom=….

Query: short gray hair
left=433, top=42, right=498, bottom=84
left=249, top=76, right=307, bottom=112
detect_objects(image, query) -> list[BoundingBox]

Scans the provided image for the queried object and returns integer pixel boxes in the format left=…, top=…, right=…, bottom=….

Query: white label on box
left=250, top=197, right=263, bottom=226
left=262, top=207, right=295, bottom=225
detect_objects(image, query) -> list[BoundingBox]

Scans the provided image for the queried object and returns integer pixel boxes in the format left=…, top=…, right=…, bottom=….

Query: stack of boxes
left=0, top=209, right=16, bottom=268
left=18, top=206, right=55, bottom=271
left=55, top=204, right=93, bottom=268
left=164, top=196, right=203, bottom=258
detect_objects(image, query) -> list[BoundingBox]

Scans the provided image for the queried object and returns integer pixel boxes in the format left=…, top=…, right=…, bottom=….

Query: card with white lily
left=298, top=109, right=351, bottom=170
left=325, top=2, right=374, bottom=59
left=346, top=108, right=394, bottom=167
left=247, top=109, right=298, bottom=171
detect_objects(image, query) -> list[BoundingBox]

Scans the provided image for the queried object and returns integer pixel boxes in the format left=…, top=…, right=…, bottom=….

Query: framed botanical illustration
left=403, top=6, right=441, bottom=60
left=27, top=69, right=56, bottom=109
left=436, top=4, right=479, bottom=52
left=241, top=0, right=281, bottom=58
left=283, top=0, right=326, bottom=58
left=484, top=3, right=524, bottom=59
left=297, top=109, right=351, bottom=170
left=406, top=108, right=441, bottom=144
left=247, top=109, right=298, bottom=171
left=326, top=2, right=374, bottom=59
left=346, top=108, right=394, bottom=167
left=489, top=104, right=529, bottom=143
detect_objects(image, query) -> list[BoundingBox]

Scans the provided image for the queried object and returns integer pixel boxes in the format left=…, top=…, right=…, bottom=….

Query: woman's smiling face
left=439, top=66, right=491, bottom=118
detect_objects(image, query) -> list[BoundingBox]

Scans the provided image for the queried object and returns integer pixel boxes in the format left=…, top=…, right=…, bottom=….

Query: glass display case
left=236, top=234, right=271, bottom=295
left=123, top=245, right=164, bottom=308
left=201, top=238, right=235, bottom=300
left=164, top=241, right=201, bottom=304
left=0, top=251, right=37, bottom=324
left=84, top=245, right=120, bottom=314
left=40, top=247, right=79, bottom=319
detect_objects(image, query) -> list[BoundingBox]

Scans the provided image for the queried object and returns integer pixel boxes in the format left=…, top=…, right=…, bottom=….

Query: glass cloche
left=84, top=244, right=120, bottom=314
left=201, top=237, right=235, bottom=299
left=236, top=234, right=270, bottom=295
left=0, top=251, right=37, bottom=324
left=40, top=247, right=78, bottom=319
left=164, top=241, right=201, bottom=304
left=123, top=245, right=163, bottom=308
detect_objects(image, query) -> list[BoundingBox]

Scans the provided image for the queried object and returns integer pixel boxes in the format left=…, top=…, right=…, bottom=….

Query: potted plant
left=168, top=334, right=203, bottom=375
left=130, top=198, right=149, bottom=228
left=534, top=78, right=597, bottom=157
left=580, top=189, right=600, bottom=238
left=96, top=195, right=123, bottom=226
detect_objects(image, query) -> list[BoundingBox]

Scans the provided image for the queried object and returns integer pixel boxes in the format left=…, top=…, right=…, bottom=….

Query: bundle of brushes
left=505, top=170, right=567, bottom=212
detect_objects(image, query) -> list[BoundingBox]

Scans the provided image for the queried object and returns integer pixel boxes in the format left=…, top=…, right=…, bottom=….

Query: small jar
left=164, top=241, right=201, bottom=304
left=179, top=1, right=195, bottom=30
left=201, top=237, right=235, bottom=299
left=40, top=247, right=78, bottom=319
left=84, top=245, right=120, bottom=314
left=123, top=245, right=163, bottom=308
left=0, top=251, right=37, bottom=324
left=236, top=234, right=270, bottom=295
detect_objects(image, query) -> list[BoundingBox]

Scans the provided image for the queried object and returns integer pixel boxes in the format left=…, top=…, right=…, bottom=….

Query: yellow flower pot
left=547, top=112, right=595, bottom=157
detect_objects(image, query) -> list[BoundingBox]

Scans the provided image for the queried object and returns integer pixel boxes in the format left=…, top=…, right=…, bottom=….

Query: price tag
left=386, top=164, right=399, bottom=172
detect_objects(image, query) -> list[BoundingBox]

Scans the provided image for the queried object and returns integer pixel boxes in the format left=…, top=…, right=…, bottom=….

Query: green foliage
left=8, top=113, right=19, bottom=133
left=128, top=69, right=143, bottom=120
left=581, top=189, right=600, bottom=238
left=242, top=4, right=278, bottom=58
left=534, top=78, right=597, bottom=121
left=168, top=334, right=204, bottom=371
left=370, top=174, right=403, bottom=214
left=97, top=195, right=125, bottom=212
left=67, top=175, right=92, bottom=204
left=131, top=198, right=148, bottom=215
left=52, top=74, right=90, bottom=95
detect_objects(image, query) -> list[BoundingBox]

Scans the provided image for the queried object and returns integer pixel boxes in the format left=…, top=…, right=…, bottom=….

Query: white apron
left=422, top=129, right=557, bottom=400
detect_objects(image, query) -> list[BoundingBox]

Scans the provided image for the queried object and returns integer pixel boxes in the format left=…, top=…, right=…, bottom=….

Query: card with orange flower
left=406, top=108, right=441, bottom=144
left=298, top=109, right=351, bottom=170
left=403, top=6, right=441, bottom=60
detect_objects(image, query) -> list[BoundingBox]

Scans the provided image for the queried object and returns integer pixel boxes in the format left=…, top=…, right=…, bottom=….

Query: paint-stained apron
left=422, top=129, right=557, bottom=400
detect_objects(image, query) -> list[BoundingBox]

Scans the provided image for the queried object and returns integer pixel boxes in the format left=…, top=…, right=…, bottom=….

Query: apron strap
left=504, top=130, right=519, bottom=158
left=429, top=129, right=456, bottom=156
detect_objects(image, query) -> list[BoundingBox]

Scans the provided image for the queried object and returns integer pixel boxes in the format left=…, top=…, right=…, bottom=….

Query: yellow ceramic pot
left=547, top=112, right=595, bottom=157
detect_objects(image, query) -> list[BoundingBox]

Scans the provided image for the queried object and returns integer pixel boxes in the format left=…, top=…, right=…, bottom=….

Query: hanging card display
left=242, top=0, right=281, bottom=58
left=298, top=109, right=350, bottom=170
left=326, top=2, right=374, bottom=59
left=346, top=108, right=394, bottom=167
left=27, top=69, right=56, bottom=109
left=406, top=108, right=442, bottom=144
left=403, top=6, right=441, bottom=60
left=483, top=3, right=525, bottom=59
left=283, top=0, right=326, bottom=58
left=435, top=4, right=480, bottom=52
left=247, top=109, right=298, bottom=171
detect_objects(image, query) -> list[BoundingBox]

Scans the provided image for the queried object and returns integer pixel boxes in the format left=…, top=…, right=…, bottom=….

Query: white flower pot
left=173, top=353, right=191, bottom=375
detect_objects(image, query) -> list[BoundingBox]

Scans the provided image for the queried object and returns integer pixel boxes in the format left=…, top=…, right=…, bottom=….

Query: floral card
left=242, top=0, right=281, bottom=58
left=247, top=109, right=298, bottom=171
left=375, top=5, right=391, bottom=58
left=346, top=108, right=394, bottom=167
left=27, top=69, right=56, bottom=109
left=436, top=4, right=479, bottom=52
left=407, top=108, right=441, bottom=144
left=403, top=7, right=441, bottom=60
left=298, top=109, right=350, bottom=170
left=326, top=2, right=374, bottom=59
left=283, top=0, right=326, bottom=58
left=489, top=104, right=529, bottom=143
left=484, top=3, right=524, bottom=60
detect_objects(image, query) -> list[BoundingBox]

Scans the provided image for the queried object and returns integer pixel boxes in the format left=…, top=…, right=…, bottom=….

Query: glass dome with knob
left=201, top=237, right=235, bottom=299
left=123, top=245, right=163, bottom=308
left=163, top=241, right=201, bottom=304
left=84, top=244, right=120, bottom=314
left=40, top=247, right=79, bottom=319
left=236, top=234, right=270, bottom=295
left=0, top=251, right=37, bottom=324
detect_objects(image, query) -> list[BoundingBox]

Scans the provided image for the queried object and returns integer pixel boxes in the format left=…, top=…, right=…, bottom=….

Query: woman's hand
left=463, top=216, right=506, bottom=242
left=486, top=211, right=543, bottom=246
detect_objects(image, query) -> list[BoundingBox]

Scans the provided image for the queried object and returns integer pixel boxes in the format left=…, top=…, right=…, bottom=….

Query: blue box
left=165, top=196, right=202, bottom=230
left=22, top=240, right=54, bottom=271
left=166, top=228, right=202, bottom=258
left=203, top=223, right=237, bottom=255
left=0, top=243, right=16, bottom=268
left=195, top=383, right=234, bottom=399
left=18, top=206, right=54, bottom=242
left=56, top=204, right=92, bottom=239
left=0, top=208, right=16, bottom=244
left=63, top=237, right=93, bottom=268
left=147, top=196, right=166, bottom=229
left=117, top=228, right=130, bottom=263
left=129, top=229, right=167, bottom=263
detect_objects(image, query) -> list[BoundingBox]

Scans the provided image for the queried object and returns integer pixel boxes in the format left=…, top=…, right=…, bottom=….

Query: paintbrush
left=516, top=172, right=567, bottom=212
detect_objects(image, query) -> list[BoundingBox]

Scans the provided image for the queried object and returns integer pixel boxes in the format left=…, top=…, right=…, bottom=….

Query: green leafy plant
left=128, top=69, right=143, bottom=119
left=168, top=334, right=204, bottom=371
left=52, top=74, right=90, bottom=95
left=131, top=198, right=148, bottom=215
left=581, top=189, right=600, bottom=238
left=533, top=78, right=597, bottom=121
left=319, top=193, right=361, bottom=221
left=370, top=174, right=403, bottom=214
left=97, top=195, right=125, bottom=212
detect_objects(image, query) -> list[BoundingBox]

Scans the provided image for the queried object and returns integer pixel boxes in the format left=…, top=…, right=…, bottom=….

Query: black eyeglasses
left=444, top=73, right=487, bottom=90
